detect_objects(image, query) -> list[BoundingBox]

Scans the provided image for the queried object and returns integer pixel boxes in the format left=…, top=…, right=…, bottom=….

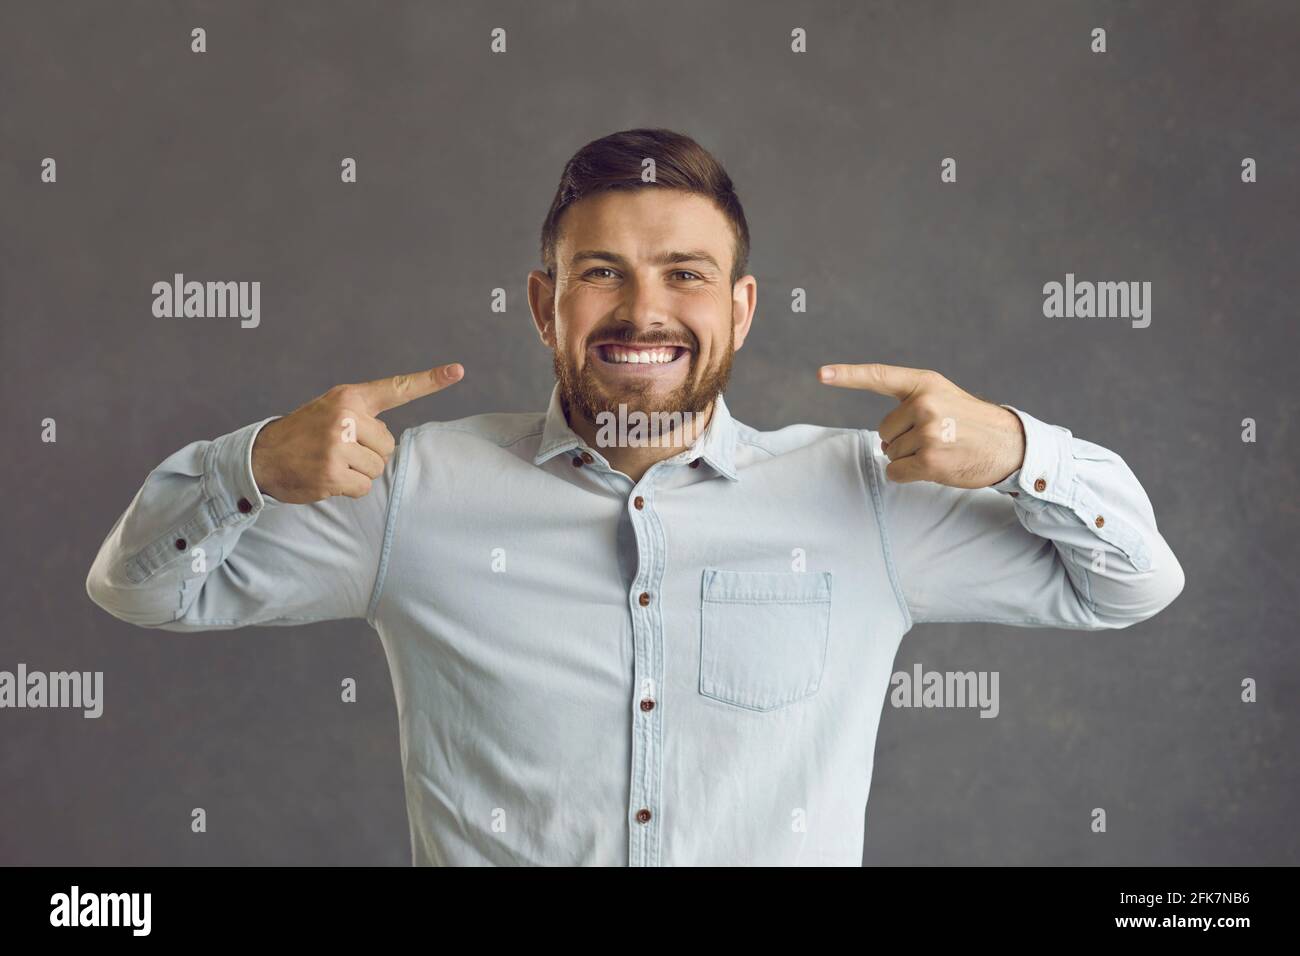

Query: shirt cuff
left=992, top=405, right=1077, bottom=506
left=122, top=416, right=282, bottom=584
left=206, top=416, right=283, bottom=521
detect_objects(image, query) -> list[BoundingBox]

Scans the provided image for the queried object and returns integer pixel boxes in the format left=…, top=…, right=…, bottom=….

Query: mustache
left=586, top=330, right=697, bottom=350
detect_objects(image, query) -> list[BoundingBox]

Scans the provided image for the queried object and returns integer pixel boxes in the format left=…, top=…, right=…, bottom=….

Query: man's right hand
left=251, top=363, right=464, bottom=503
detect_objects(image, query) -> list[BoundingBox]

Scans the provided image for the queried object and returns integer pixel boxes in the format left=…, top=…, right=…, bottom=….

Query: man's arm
left=85, top=364, right=463, bottom=630
left=821, top=363, right=1184, bottom=629
left=870, top=408, right=1183, bottom=628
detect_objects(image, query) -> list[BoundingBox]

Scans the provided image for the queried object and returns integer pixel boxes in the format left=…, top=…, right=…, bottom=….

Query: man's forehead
left=558, top=189, right=731, bottom=256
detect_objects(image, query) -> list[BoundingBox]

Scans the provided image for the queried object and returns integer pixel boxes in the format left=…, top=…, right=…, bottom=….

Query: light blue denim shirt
left=86, top=383, right=1184, bottom=865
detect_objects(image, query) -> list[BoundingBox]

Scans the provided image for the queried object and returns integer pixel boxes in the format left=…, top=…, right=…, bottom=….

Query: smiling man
left=85, top=128, right=1184, bottom=866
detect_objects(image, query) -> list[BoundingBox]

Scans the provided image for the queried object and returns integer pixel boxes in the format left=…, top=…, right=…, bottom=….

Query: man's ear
left=731, top=274, right=758, bottom=351
left=527, top=269, right=557, bottom=347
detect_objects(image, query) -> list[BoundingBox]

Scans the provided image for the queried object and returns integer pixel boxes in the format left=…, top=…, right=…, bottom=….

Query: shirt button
left=633, top=496, right=644, bottom=510
left=638, top=592, right=651, bottom=607
left=581, top=451, right=594, bottom=464
left=1033, top=478, right=1047, bottom=493
left=571, top=456, right=583, bottom=467
left=1094, top=515, right=1105, bottom=528
left=1009, top=492, right=1019, bottom=498
left=174, top=538, right=187, bottom=550
left=635, top=808, right=652, bottom=824
left=639, top=698, right=655, bottom=712
left=689, top=459, right=701, bottom=469
left=237, top=497, right=252, bottom=513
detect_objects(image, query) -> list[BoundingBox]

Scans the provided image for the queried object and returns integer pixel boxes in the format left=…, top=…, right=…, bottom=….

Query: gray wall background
left=2, top=0, right=1296, bottom=865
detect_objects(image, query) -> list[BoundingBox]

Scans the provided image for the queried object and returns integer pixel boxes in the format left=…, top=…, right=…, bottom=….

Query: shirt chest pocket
left=698, top=568, right=833, bottom=713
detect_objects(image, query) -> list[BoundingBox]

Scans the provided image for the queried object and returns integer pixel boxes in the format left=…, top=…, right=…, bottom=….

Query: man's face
left=529, top=188, right=756, bottom=430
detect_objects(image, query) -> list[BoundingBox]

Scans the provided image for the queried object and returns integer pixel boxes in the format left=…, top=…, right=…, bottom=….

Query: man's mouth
left=591, top=343, right=690, bottom=368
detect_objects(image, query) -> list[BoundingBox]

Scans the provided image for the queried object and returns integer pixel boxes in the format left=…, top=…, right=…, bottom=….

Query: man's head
left=528, top=129, right=757, bottom=431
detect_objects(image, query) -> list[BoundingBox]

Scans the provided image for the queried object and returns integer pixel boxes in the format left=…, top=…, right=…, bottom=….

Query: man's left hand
left=818, top=363, right=1026, bottom=488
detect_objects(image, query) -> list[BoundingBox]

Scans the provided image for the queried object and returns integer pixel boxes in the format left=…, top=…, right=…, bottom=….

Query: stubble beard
left=553, top=330, right=735, bottom=437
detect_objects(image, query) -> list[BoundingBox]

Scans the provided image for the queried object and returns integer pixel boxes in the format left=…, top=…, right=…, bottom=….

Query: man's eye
left=585, top=268, right=618, bottom=279
left=672, top=270, right=702, bottom=281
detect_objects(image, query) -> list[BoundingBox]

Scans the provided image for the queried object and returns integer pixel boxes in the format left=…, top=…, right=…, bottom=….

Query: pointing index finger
left=818, top=363, right=928, bottom=400
left=357, top=363, right=464, bottom=414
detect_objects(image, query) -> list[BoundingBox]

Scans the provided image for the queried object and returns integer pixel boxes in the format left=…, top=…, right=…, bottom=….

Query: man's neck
left=564, top=396, right=715, bottom=484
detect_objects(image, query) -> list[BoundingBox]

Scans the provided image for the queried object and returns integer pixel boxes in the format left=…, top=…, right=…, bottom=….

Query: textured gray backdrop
left=2, top=0, right=1297, bottom=865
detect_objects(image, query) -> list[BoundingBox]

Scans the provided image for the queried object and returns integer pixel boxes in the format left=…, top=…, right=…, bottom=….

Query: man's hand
left=818, top=363, right=1025, bottom=488
left=251, top=363, right=464, bottom=503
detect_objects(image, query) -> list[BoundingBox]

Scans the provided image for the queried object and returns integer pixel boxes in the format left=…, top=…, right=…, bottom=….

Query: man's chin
left=589, top=386, right=680, bottom=418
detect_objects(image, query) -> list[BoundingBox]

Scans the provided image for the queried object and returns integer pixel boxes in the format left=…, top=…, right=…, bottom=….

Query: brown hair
left=540, top=128, right=751, bottom=287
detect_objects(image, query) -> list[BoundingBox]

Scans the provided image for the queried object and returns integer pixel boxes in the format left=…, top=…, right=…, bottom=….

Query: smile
left=595, top=344, right=688, bottom=365
left=590, top=344, right=691, bottom=376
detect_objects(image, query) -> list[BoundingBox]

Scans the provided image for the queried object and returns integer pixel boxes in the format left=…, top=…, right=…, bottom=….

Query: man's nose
left=617, top=272, right=672, bottom=329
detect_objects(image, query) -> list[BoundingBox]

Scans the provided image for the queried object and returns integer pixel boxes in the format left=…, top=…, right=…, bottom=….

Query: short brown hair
left=540, top=128, right=751, bottom=287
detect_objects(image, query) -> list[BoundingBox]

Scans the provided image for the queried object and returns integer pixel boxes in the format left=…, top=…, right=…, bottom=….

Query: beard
left=553, top=326, right=735, bottom=436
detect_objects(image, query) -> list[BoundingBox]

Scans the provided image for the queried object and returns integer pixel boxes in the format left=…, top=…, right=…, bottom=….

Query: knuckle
left=332, top=409, right=357, bottom=431
left=915, top=448, right=940, bottom=469
left=913, top=394, right=940, bottom=417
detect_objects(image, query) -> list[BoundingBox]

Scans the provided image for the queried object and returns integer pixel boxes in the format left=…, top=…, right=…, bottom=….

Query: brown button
left=639, top=698, right=655, bottom=712
left=638, top=592, right=651, bottom=607
left=581, top=451, right=594, bottom=464
left=571, top=456, right=583, bottom=467
left=689, top=459, right=701, bottom=469
left=1009, top=492, right=1019, bottom=498
left=1033, top=478, right=1047, bottom=493
left=174, top=538, right=187, bottom=550
left=237, top=497, right=252, bottom=513
left=635, top=808, right=652, bottom=824
left=633, top=496, right=644, bottom=510
left=1094, top=516, right=1105, bottom=528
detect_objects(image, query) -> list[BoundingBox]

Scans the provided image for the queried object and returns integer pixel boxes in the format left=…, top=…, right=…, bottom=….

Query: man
left=86, top=128, right=1184, bottom=866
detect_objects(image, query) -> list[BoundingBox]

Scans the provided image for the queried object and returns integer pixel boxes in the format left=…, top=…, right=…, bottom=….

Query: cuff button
left=1033, top=478, right=1048, bottom=493
left=1094, top=515, right=1105, bottom=528
left=174, top=538, right=187, bottom=551
left=238, top=497, right=253, bottom=513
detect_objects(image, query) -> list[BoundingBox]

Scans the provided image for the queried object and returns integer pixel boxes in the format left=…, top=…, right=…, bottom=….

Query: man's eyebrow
left=569, top=249, right=721, bottom=271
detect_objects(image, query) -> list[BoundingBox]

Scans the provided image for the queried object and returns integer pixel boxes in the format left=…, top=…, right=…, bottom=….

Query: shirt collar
left=532, top=382, right=740, bottom=481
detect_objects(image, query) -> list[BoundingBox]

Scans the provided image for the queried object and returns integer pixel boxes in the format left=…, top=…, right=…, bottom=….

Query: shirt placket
left=626, top=467, right=667, bottom=867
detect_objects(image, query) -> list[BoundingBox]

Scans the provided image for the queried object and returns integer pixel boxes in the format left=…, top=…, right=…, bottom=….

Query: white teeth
left=602, top=346, right=678, bottom=364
